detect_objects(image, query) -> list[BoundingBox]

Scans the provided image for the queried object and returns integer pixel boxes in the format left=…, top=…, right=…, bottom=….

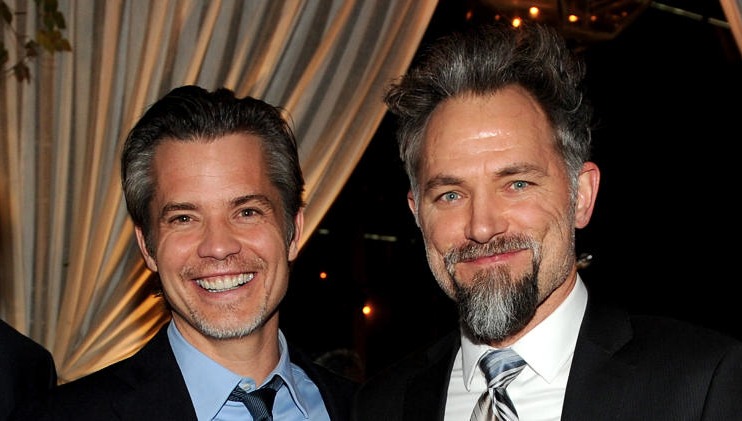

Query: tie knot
left=479, top=348, right=526, bottom=390
left=228, top=375, right=284, bottom=421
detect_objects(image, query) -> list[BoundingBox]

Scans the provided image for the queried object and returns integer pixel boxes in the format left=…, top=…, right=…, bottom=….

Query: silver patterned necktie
left=470, top=348, right=527, bottom=421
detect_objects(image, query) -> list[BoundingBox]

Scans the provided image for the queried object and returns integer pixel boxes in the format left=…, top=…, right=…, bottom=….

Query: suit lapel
left=403, top=331, right=460, bottom=421
left=109, top=327, right=198, bottom=420
left=562, top=302, right=636, bottom=421
left=288, top=344, right=356, bottom=420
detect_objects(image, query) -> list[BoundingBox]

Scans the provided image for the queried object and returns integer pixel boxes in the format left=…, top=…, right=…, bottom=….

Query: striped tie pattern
left=228, top=375, right=284, bottom=421
left=470, top=348, right=527, bottom=421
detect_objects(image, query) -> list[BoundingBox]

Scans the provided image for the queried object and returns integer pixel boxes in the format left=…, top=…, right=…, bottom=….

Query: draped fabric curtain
left=0, top=0, right=437, bottom=383
left=721, top=0, right=742, bottom=52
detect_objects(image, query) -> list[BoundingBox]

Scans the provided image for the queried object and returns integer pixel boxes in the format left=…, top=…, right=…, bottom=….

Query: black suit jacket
left=0, top=319, right=57, bottom=420
left=353, top=300, right=742, bottom=420
left=11, top=326, right=357, bottom=420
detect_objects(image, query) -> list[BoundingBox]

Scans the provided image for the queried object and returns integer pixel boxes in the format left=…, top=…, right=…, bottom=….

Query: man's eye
left=241, top=208, right=259, bottom=217
left=512, top=180, right=529, bottom=190
left=440, top=191, right=460, bottom=202
left=169, top=215, right=191, bottom=224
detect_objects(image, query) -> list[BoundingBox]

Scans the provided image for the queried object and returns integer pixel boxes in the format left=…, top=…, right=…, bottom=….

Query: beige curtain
left=0, top=0, right=437, bottom=383
left=721, top=0, right=742, bottom=52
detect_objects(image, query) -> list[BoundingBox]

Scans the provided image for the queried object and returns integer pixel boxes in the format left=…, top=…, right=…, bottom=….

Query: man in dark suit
left=353, top=22, right=742, bottom=420
left=0, top=319, right=57, bottom=420
left=11, top=86, right=356, bottom=420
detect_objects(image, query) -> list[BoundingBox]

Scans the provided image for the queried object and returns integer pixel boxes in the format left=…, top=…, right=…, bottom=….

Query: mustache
left=444, top=234, right=535, bottom=270
left=180, top=255, right=266, bottom=280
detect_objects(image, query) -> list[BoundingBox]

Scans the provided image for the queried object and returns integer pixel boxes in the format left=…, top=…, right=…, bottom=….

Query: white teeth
left=196, top=273, right=255, bottom=292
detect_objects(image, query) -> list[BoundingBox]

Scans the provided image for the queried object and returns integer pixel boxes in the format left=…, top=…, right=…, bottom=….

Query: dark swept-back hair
left=384, top=22, right=594, bottom=198
left=121, top=85, right=305, bottom=255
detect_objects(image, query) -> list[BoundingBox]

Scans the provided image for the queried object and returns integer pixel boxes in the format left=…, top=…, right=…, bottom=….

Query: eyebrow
left=423, top=162, right=544, bottom=193
left=424, top=175, right=463, bottom=193
left=496, top=163, right=543, bottom=177
left=159, top=202, right=197, bottom=220
left=232, top=194, right=274, bottom=209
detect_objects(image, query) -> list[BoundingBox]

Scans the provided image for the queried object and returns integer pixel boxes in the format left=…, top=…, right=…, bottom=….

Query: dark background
left=282, top=0, right=742, bottom=380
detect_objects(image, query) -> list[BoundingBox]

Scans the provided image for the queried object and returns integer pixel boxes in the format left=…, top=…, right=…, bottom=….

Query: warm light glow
left=528, top=7, right=540, bottom=18
left=568, top=14, right=579, bottom=23
left=362, top=305, right=372, bottom=316
left=511, top=17, right=523, bottom=27
left=319, top=271, right=328, bottom=279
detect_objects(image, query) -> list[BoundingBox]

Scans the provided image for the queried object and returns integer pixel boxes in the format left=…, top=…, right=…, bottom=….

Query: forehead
left=420, top=87, right=556, bottom=170
left=153, top=133, right=263, bottom=169
left=151, top=133, right=271, bottom=200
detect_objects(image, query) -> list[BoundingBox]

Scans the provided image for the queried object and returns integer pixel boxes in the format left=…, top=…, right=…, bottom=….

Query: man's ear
left=135, top=226, right=158, bottom=272
left=575, top=161, right=600, bottom=229
left=288, top=209, right=304, bottom=262
left=407, top=190, right=420, bottom=227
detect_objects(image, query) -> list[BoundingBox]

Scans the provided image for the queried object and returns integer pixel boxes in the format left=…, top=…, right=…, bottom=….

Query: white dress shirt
left=444, top=275, right=588, bottom=421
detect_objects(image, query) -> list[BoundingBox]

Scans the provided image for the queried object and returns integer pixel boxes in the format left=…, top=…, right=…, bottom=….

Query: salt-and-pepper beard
left=446, top=235, right=540, bottom=344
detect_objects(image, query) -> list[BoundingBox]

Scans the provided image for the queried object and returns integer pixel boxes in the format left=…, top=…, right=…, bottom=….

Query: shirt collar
left=168, top=322, right=309, bottom=420
left=461, top=274, right=588, bottom=389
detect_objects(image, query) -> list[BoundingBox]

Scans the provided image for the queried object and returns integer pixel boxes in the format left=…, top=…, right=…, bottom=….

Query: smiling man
left=353, top=22, right=742, bottom=421
left=12, top=86, right=356, bottom=421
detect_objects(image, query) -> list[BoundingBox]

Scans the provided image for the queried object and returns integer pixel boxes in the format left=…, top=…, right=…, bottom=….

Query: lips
left=195, top=273, right=255, bottom=292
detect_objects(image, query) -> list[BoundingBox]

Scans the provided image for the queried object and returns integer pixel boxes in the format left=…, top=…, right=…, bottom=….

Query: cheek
left=538, top=199, right=574, bottom=231
left=253, top=223, right=288, bottom=250
left=510, top=191, right=569, bottom=224
left=419, top=212, right=460, bottom=254
left=155, top=231, right=198, bottom=265
left=510, top=201, right=574, bottom=249
left=511, top=204, right=554, bottom=227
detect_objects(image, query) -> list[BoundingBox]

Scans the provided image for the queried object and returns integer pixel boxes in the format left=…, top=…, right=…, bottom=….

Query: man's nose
left=197, top=219, right=241, bottom=260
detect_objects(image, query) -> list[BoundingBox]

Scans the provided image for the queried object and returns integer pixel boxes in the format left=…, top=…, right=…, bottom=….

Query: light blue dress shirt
left=167, top=321, right=330, bottom=420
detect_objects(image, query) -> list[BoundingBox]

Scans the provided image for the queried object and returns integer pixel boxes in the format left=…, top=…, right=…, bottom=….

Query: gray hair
left=384, top=22, right=593, bottom=202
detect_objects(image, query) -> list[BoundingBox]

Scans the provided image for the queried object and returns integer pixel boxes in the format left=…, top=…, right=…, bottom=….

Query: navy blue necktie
left=228, top=375, right=283, bottom=421
left=470, top=348, right=527, bottom=421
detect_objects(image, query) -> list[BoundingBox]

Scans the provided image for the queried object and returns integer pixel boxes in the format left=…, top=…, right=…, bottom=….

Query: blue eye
left=441, top=191, right=460, bottom=202
left=512, top=180, right=529, bottom=190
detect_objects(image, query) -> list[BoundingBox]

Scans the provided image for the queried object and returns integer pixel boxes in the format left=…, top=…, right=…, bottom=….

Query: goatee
left=446, top=235, right=539, bottom=343
left=456, top=266, right=538, bottom=343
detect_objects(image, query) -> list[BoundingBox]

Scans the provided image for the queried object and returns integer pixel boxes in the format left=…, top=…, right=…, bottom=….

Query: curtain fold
left=721, top=0, right=742, bottom=53
left=0, top=0, right=437, bottom=383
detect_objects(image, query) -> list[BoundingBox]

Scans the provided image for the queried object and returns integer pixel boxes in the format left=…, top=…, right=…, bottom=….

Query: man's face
left=135, top=133, right=302, bottom=345
left=409, top=86, right=597, bottom=343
